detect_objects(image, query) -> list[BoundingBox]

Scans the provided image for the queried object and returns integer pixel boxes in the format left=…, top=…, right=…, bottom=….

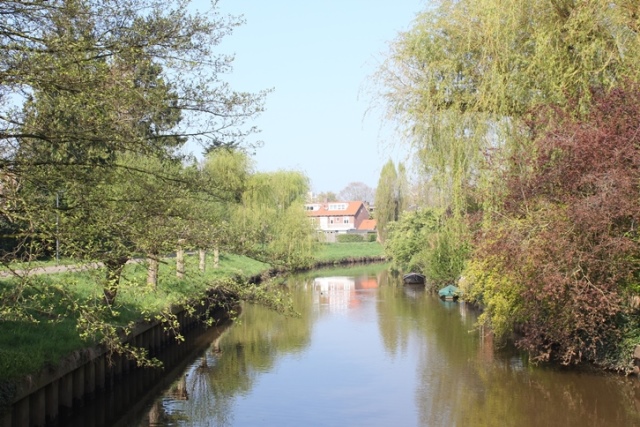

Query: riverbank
left=0, top=242, right=385, bottom=417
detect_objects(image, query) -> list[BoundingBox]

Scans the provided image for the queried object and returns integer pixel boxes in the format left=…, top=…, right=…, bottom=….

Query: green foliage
left=385, top=208, right=468, bottom=283
left=0, top=252, right=270, bottom=382
left=462, top=254, right=524, bottom=342
left=465, top=85, right=640, bottom=366
left=0, top=0, right=353, bottom=386
left=377, top=0, right=640, bottom=368
left=336, top=234, right=365, bottom=243
left=1, top=0, right=268, bottom=297
left=379, top=0, right=640, bottom=210
left=235, top=170, right=316, bottom=269
left=374, top=159, right=407, bottom=243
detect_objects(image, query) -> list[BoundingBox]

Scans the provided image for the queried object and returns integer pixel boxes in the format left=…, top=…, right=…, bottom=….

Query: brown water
left=123, top=265, right=640, bottom=427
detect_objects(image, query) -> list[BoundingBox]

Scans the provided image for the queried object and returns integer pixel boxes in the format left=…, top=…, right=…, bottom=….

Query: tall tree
left=236, top=170, right=315, bottom=269
left=376, top=0, right=640, bottom=235
left=197, top=148, right=253, bottom=270
left=377, top=0, right=640, bottom=364
left=312, top=191, right=338, bottom=203
left=338, top=182, right=375, bottom=204
left=0, top=0, right=268, bottom=308
left=375, top=160, right=405, bottom=243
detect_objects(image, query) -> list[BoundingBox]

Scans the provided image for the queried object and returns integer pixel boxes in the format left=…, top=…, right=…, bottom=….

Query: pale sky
left=192, top=0, right=427, bottom=193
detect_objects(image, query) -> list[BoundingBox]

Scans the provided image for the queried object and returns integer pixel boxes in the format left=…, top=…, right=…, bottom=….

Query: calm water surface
left=126, top=265, right=640, bottom=427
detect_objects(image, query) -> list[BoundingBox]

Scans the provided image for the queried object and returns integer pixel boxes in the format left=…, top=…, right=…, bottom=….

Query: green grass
left=294, top=262, right=392, bottom=280
left=313, top=241, right=385, bottom=262
left=0, top=253, right=269, bottom=383
left=0, top=320, right=84, bottom=381
left=0, top=245, right=383, bottom=383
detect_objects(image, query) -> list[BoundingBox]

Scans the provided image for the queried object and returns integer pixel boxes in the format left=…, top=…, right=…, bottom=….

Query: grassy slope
left=0, top=242, right=384, bottom=382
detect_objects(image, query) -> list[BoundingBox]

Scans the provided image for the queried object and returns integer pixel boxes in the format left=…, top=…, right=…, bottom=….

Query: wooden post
left=30, top=387, right=45, bottom=427
left=0, top=409, right=10, bottom=427
left=147, top=252, right=159, bottom=289
left=12, top=397, right=28, bottom=427
left=213, top=247, right=219, bottom=269
left=95, top=356, right=105, bottom=391
left=85, top=362, right=96, bottom=399
left=45, top=380, right=59, bottom=426
left=58, top=374, right=73, bottom=417
left=199, top=249, right=206, bottom=272
left=72, top=367, right=85, bottom=407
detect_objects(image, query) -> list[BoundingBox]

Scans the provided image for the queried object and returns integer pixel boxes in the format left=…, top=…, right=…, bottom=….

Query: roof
left=304, top=201, right=368, bottom=218
left=357, top=219, right=377, bottom=231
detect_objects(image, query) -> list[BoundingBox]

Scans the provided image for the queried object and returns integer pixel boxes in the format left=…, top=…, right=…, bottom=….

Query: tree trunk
left=103, top=256, right=128, bottom=305
left=213, top=246, right=220, bottom=269
left=147, top=252, right=159, bottom=289
left=199, top=249, right=206, bottom=272
left=176, top=241, right=185, bottom=279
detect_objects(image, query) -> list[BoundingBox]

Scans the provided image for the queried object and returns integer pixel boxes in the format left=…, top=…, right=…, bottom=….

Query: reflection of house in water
left=313, top=277, right=354, bottom=311
left=356, top=278, right=378, bottom=290
left=313, top=276, right=378, bottom=310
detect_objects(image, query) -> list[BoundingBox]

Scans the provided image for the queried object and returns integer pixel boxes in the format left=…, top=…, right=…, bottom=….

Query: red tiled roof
left=305, top=201, right=367, bottom=217
left=357, top=219, right=377, bottom=231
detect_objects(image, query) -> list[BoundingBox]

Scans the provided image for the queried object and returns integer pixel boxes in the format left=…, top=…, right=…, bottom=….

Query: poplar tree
left=375, top=160, right=404, bottom=244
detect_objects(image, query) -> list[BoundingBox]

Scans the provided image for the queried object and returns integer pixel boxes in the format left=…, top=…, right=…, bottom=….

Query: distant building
left=304, top=200, right=376, bottom=242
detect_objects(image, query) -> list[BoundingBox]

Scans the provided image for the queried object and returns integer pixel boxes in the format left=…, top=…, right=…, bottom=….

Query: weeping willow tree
left=235, top=170, right=316, bottom=269
left=376, top=0, right=640, bottom=279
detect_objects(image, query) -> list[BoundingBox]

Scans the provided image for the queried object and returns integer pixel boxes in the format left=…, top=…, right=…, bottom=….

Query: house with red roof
left=304, top=200, right=376, bottom=242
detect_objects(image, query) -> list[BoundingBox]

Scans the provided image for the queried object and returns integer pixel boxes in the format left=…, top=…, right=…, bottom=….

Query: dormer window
left=328, top=203, right=347, bottom=211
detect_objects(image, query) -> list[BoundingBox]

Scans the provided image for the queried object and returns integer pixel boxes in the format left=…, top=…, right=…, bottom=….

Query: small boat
left=438, top=284, right=460, bottom=301
left=403, top=272, right=426, bottom=285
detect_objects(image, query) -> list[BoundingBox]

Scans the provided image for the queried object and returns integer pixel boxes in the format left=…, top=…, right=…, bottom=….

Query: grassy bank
left=313, top=241, right=385, bottom=263
left=0, top=242, right=385, bottom=383
left=0, top=253, right=268, bottom=383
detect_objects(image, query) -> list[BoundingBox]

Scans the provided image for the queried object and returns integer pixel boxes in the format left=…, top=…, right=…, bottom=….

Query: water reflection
left=128, top=265, right=640, bottom=427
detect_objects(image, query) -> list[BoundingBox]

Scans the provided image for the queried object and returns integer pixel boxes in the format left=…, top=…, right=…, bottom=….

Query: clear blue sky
left=192, top=0, right=427, bottom=194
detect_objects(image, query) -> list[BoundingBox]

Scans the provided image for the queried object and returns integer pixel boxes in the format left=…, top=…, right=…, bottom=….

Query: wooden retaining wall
left=1, top=301, right=228, bottom=427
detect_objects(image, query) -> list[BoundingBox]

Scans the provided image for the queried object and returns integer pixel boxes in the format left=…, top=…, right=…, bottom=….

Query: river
left=103, top=264, right=640, bottom=426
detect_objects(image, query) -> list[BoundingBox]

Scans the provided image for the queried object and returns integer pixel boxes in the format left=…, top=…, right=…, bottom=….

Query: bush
left=469, top=84, right=640, bottom=366
left=336, top=233, right=364, bottom=243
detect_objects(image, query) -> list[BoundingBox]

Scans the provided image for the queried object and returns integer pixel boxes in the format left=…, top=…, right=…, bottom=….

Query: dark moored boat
left=403, top=272, right=426, bottom=285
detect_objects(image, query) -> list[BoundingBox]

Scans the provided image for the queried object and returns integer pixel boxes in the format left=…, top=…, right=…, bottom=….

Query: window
left=328, top=203, right=347, bottom=211
left=343, top=217, right=349, bottom=224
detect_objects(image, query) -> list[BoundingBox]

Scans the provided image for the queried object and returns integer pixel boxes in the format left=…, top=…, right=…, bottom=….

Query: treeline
left=0, top=1, right=316, bottom=312
left=378, top=0, right=640, bottom=369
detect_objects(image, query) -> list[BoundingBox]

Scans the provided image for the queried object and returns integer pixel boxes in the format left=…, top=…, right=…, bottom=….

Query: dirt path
left=0, top=261, right=140, bottom=278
